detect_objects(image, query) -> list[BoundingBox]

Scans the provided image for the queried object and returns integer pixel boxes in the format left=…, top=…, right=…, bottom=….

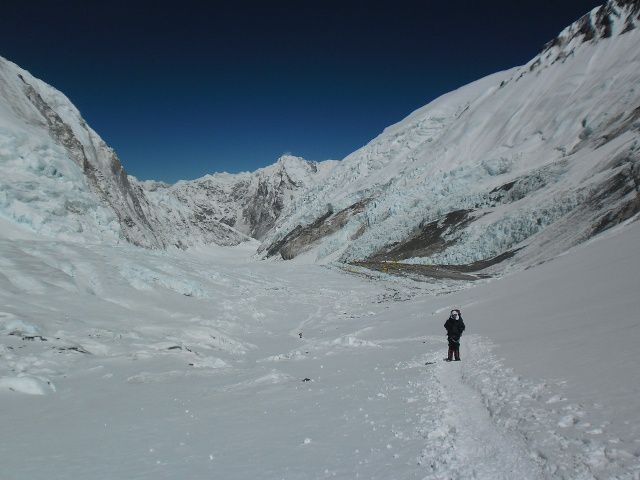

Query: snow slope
left=261, top=0, right=640, bottom=272
left=1, top=213, right=638, bottom=479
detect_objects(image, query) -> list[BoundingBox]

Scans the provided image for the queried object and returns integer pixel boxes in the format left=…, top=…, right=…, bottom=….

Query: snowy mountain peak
left=274, top=153, right=308, bottom=166
left=539, top=0, right=639, bottom=60
left=499, top=0, right=640, bottom=88
left=139, top=154, right=337, bottom=242
left=264, top=154, right=336, bottom=181
left=259, top=154, right=328, bottom=186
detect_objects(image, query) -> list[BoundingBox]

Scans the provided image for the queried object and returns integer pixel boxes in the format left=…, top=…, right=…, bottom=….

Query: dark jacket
left=444, top=315, right=465, bottom=343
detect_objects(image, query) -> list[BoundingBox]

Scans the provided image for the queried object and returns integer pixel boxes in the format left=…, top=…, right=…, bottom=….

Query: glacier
left=261, top=0, right=640, bottom=274
left=0, top=56, right=335, bottom=249
left=1, top=1, right=640, bottom=479
left=2, top=0, right=638, bottom=275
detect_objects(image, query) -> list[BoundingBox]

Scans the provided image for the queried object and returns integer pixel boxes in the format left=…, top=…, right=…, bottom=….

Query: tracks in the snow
left=412, top=340, right=544, bottom=480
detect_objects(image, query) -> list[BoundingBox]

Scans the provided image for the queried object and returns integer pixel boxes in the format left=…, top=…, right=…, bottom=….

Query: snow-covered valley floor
left=1, top=219, right=639, bottom=479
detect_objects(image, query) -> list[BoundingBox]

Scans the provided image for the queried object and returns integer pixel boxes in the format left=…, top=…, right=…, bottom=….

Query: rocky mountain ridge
left=137, top=155, right=336, bottom=244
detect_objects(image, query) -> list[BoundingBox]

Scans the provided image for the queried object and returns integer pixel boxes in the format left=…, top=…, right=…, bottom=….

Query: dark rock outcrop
left=264, top=199, right=370, bottom=260
left=368, top=210, right=474, bottom=262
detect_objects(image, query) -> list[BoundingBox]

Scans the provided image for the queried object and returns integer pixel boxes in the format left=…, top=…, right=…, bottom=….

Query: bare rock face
left=367, top=209, right=474, bottom=262
left=262, top=199, right=370, bottom=260
left=242, top=162, right=302, bottom=239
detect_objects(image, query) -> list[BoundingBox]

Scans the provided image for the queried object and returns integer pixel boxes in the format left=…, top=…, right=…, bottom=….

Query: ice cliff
left=0, top=58, right=334, bottom=248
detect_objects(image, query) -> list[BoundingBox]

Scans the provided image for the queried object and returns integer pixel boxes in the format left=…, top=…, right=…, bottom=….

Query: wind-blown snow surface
left=261, top=1, right=640, bottom=269
left=1, top=215, right=639, bottom=479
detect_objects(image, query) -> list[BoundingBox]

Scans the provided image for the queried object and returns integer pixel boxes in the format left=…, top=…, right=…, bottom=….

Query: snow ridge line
left=413, top=360, right=458, bottom=477
left=459, top=335, right=640, bottom=480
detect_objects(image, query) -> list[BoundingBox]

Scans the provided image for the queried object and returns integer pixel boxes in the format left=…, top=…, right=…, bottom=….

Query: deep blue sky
left=1, top=0, right=603, bottom=182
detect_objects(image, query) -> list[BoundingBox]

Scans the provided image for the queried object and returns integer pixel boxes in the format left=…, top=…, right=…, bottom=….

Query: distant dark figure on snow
left=444, top=309, right=465, bottom=361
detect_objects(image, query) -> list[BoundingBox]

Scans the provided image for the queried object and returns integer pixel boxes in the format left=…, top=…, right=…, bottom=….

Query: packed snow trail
left=419, top=352, right=544, bottom=479
left=1, top=225, right=640, bottom=479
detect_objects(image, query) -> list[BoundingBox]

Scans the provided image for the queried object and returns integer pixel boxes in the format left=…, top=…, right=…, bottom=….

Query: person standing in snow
left=444, top=309, right=465, bottom=361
